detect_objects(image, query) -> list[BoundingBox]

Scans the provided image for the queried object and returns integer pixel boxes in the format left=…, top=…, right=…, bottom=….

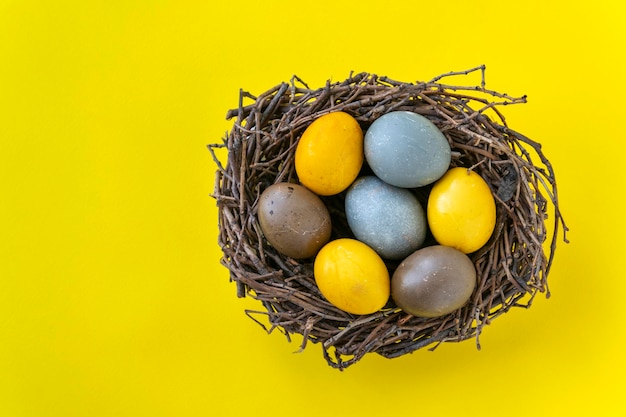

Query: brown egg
left=258, top=183, right=332, bottom=259
left=391, top=245, right=476, bottom=318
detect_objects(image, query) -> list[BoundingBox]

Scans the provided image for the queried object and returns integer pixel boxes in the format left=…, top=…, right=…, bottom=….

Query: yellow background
left=1, top=0, right=624, bottom=416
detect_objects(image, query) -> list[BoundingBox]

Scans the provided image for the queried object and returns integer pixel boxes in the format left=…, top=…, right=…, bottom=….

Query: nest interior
left=209, top=66, right=568, bottom=370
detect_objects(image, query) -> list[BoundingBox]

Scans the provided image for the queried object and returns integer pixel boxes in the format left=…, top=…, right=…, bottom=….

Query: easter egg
left=391, top=245, right=476, bottom=318
left=295, top=111, right=364, bottom=196
left=258, top=183, right=332, bottom=259
left=364, top=111, right=451, bottom=188
left=314, top=238, right=390, bottom=315
left=345, top=176, right=426, bottom=260
left=427, top=167, right=496, bottom=254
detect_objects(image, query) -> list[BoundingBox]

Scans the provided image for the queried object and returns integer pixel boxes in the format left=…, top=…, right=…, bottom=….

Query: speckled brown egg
left=391, top=245, right=476, bottom=318
left=258, top=182, right=332, bottom=259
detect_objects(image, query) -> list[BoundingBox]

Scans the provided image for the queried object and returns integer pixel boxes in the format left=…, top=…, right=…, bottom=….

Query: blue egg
left=345, top=176, right=427, bottom=260
left=364, top=111, right=451, bottom=188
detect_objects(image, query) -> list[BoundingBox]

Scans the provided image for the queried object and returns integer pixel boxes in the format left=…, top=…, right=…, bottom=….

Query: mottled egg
left=345, top=176, right=427, bottom=260
left=314, top=238, right=390, bottom=315
left=391, top=245, right=476, bottom=318
left=258, top=183, right=332, bottom=259
left=427, top=167, right=496, bottom=253
left=364, top=111, right=451, bottom=188
left=295, top=111, right=364, bottom=196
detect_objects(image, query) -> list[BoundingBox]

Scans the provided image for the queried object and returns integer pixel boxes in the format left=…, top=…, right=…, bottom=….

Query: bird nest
left=208, top=66, right=568, bottom=370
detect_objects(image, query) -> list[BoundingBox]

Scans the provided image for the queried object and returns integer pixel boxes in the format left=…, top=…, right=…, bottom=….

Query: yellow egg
left=314, top=238, right=390, bottom=315
left=427, top=167, right=497, bottom=254
left=295, top=111, right=364, bottom=196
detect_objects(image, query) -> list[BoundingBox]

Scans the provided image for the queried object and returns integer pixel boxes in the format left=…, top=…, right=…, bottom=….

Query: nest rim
left=209, top=66, right=568, bottom=370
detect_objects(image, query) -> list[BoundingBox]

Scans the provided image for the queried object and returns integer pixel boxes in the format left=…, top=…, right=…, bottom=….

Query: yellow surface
left=0, top=0, right=624, bottom=416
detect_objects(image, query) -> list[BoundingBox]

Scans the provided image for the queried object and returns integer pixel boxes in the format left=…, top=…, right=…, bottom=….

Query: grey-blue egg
left=364, top=111, right=451, bottom=188
left=345, top=176, right=427, bottom=260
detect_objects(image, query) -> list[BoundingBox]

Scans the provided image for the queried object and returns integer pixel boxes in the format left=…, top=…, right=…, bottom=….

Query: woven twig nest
left=209, top=66, right=568, bottom=369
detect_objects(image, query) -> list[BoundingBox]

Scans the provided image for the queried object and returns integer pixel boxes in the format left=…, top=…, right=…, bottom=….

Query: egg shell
left=295, top=111, right=364, bottom=196
left=391, top=245, right=476, bottom=318
left=258, top=183, right=332, bottom=259
left=314, top=238, right=390, bottom=315
left=364, top=111, right=451, bottom=188
left=427, top=167, right=497, bottom=253
left=345, top=176, right=427, bottom=260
